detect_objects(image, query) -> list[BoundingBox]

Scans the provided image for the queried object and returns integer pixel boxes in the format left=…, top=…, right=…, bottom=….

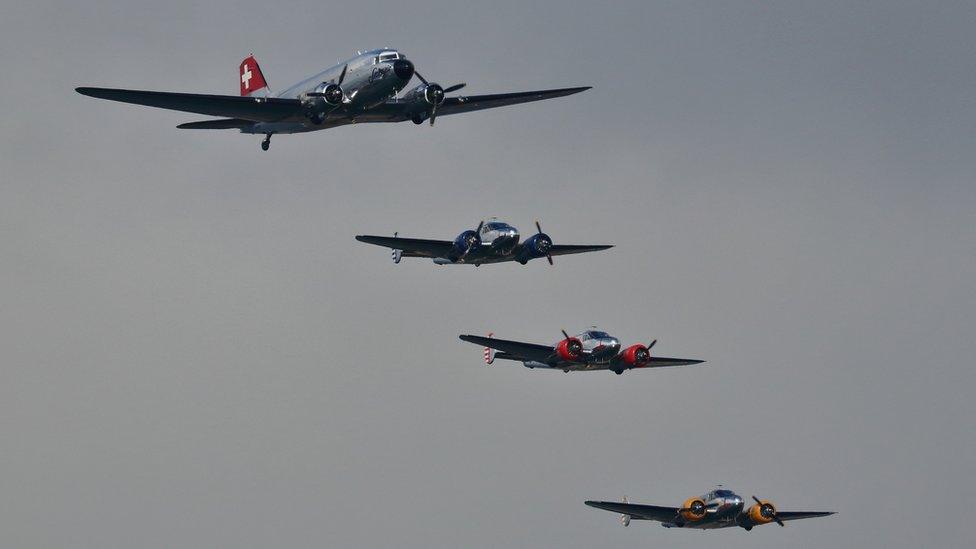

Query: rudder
left=239, top=54, right=269, bottom=96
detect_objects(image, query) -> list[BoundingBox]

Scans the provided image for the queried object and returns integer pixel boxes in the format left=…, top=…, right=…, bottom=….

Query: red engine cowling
left=620, top=344, right=651, bottom=367
left=556, top=338, right=583, bottom=361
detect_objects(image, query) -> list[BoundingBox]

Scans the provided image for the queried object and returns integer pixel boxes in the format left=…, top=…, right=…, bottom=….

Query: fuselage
left=664, top=489, right=745, bottom=529
left=432, top=218, right=526, bottom=265
left=278, top=48, right=412, bottom=104
left=522, top=329, right=622, bottom=371
left=247, top=48, right=416, bottom=135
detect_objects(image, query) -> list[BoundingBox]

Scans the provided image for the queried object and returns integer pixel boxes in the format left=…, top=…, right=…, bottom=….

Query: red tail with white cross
left=239, top=55, right=269, bottom=96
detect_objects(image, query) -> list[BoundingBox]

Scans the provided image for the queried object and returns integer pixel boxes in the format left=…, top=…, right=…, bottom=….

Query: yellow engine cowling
left=679, top=497, right=707, bottom=521
left=747, top=500, right=777, bottom=525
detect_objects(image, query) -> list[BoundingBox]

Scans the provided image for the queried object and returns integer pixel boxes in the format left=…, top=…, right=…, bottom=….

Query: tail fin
left=239, top=54, right=269, bottom=96
left=483, top=332, right=495, bottom=365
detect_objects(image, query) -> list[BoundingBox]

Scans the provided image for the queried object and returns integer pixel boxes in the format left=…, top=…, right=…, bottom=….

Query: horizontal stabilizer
left=177, top=118, right=254, bottom=130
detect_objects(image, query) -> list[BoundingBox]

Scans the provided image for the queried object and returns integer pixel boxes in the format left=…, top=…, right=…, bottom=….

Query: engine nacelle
left=620, top=344, right=651, bottom=367
left=403, top=83, right=446, bottom=106
left=423, top=83, right=445, bottom=106
left=450, top=230, right=480, bottom=260
left=302, top=83, right=344, bottom=123
left=746, top=500, right=776, bottom=525
left=514, top=232, right=552, bottom=264
left=555, top=337, right=583, bottom=362
left=679, top=498, right=707, bottom=521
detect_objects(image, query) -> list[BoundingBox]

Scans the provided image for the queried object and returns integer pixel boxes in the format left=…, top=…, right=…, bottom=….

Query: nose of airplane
left=393, top=59, right=414, bottom=80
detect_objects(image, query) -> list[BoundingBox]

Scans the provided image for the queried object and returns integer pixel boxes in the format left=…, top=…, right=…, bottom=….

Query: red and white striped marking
left=483, top=332, right=495, bottom=365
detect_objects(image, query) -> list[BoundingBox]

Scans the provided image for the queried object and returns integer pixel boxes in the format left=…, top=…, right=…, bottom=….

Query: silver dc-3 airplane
left=586, top=489, right=835, bottom=531
left=76, top=49, right=589, bottom=150
left=357, top=219, right=611, bottom=266
left=459, top=328, right=703, bottom=374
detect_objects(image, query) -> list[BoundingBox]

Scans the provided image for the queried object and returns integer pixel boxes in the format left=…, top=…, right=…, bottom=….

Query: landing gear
left=612, top=368, right=624, bottom=375
left=261, top=133, right=272, bottom=151
left=412, top=113, right=425, bottom=125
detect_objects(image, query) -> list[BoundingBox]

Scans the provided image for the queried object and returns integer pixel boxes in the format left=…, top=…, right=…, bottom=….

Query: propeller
left=678, top=500, right=706, bottom=516
left=752, top=496, right=784, bottom=527
left=458, top=221, right=484, bottom=261
left=535, top=220, right=554, bottom=265
left=414, top=71, right=465, bottom=126
left=560, top=329, right=583, bottom=356
left=306, top=64, right=348, bottom=104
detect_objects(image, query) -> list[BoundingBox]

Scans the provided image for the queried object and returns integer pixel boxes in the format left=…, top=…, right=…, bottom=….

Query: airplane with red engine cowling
left=586, top=488, right=834, bottom=531
left=75, top=48, right=589, bottom=150
left=459, top=328, right=703, bottom=374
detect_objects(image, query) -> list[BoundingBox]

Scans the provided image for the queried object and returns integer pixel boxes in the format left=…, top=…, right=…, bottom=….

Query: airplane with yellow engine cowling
left=586, top=488, right=834, bottom=531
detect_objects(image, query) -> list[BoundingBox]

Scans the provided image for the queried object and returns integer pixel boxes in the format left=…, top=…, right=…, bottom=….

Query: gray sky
left=2, top=1, right=975, bottom=547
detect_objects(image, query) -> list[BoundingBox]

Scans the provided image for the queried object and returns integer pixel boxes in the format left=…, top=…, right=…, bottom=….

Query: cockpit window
left=378, top=52, right=399, bottom=63
left=484, top=222, right=507, bottom=232
left=587, top=331, right=610, bottom=339
left=714, top=490, right=734, bottom=497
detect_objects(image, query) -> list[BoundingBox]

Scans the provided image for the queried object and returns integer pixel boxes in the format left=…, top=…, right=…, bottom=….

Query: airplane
left=585, top=488, right=835, bottom=531
left=459, top=328, right=703, bottom=374
left=75, top=48, right=590, bottom=150
left=356, top=219, right=612, bottom=266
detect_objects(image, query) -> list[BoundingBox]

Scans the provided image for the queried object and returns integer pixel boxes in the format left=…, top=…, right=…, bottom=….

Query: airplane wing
left=434, top=87, right=591, bottom=117
left=547, top=244, right=614, bottom=257
left=584, top=501, right=678, bottom=522
left=776, top=511, right=836, bottom=522
left=459, top=334, right=553, bottom=362
left=636, top=356, right=706, bottom=368
left=75, top=87, right=303, bottom=122
left=355, top=235, right=453, bottom=259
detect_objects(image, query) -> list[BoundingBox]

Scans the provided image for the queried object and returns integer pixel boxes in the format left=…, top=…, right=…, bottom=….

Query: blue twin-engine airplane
left=356, top=218, right=612, bottom=266
left=76, top=48, right=589, bottom=150
left=586, top=488, right=834, bottom=531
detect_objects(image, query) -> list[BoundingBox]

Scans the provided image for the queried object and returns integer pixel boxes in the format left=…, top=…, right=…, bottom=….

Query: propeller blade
left=444, top=83, right=466, bottom=93
left=414, top=71, right=429, bottom=86
left=535, top=220, right=543, bottom=234
left=751, top=496, right=784, bottom=526
left=547, top=254, right=553, bottom=265
left=475, top=220, right=484, bottom=233
left=429, top=103, right=437, bottom=126
left=648, top=339, right=657, bottom=349
left=561, top=329, right=571, bottom=340
left=337, top=64, right=348, bottom=85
